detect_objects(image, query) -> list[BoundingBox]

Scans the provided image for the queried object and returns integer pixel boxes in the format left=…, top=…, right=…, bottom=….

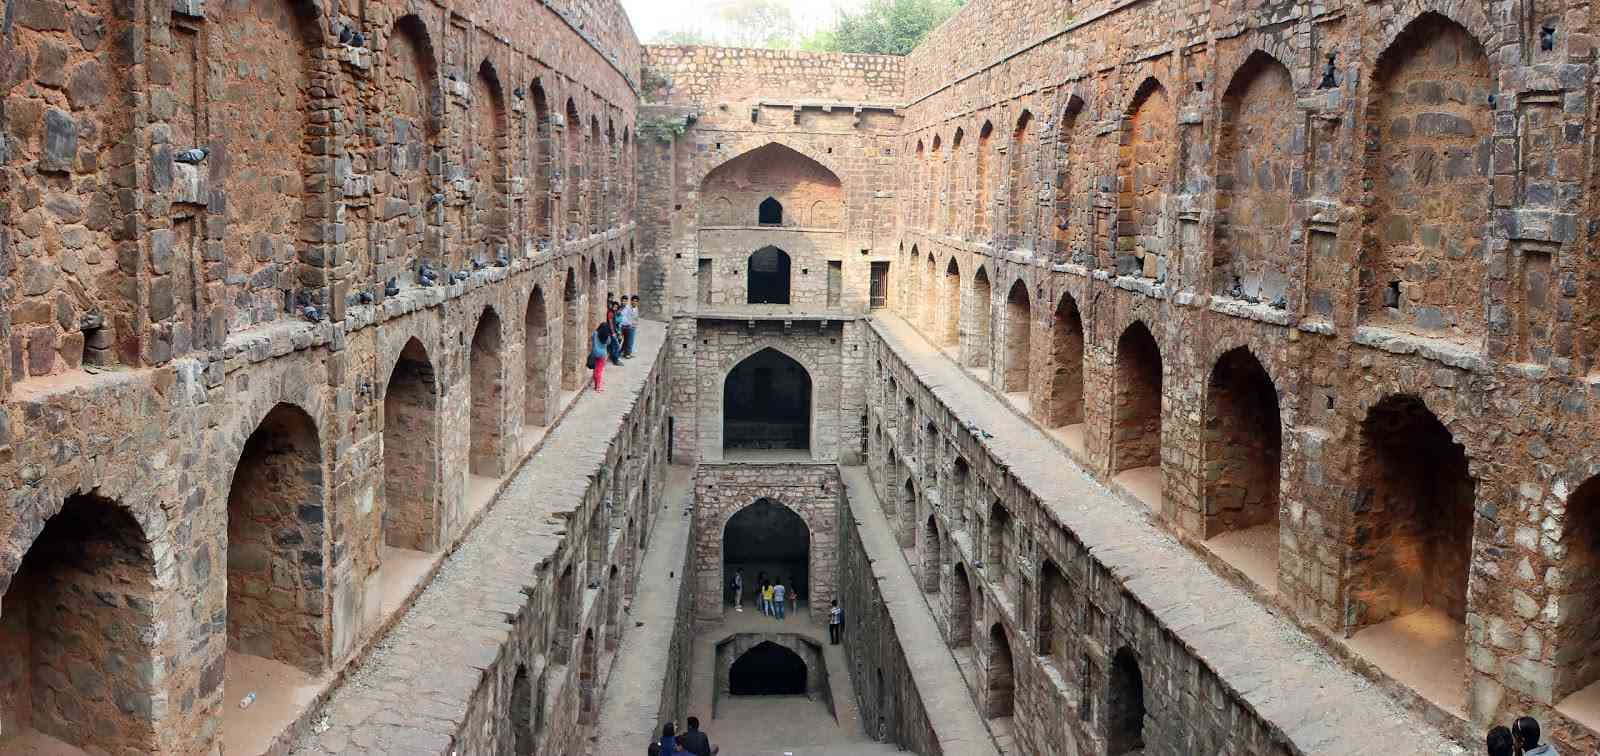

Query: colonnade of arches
left=0, top=249, right=642, bottom=752
left=904, top=12, right=1503, bottom=349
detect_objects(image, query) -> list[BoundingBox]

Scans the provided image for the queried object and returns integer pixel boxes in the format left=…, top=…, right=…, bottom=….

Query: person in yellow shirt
left=761, top=583, right=774, bottom=617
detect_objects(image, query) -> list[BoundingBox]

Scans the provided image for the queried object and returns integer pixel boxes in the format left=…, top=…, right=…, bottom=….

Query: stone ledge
left=1351, top=326, right=1487, bottom=373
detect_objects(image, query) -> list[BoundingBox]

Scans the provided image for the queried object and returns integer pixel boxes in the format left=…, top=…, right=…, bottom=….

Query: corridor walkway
left=873, top=314, right=1464, bottom=755
left=840, top=465, right=1003, bottom=755
left=289, top=322, right=666, bottom=755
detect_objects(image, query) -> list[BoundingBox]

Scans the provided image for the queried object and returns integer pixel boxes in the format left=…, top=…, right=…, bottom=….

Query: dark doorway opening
left=730, top=641, right=807, bottom=695
left=724, top=498, right=810, bottom=604
left=869, top=261, right=890, bottom=309
left=747, top=246, right=792, bottom=304
left=723, top=348, right=811, bottom=452
left=758, top=197, right=783, bottom=226
left=1109, top=647, right=1146, bottom=754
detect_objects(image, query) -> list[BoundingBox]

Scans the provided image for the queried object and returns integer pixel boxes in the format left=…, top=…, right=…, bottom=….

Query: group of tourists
left=648, top=716, right=717, bottom=755
left=1486, top=717, right=1561, bottom=756
left=729, top=570, right=797, bottom=619
left=588, top=294, right=640, bottom=392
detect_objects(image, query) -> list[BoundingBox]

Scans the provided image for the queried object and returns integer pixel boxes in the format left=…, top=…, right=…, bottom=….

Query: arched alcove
left=385, top=338, right=441, bottom=552
left=1214, top=52, right=1295, bottom=302
left=469, top=309, right=505, bottom=476
left=942, top=258, right=962, bottom=347
left=1109, top=648, right=1147, bottom=754
left=723, top=348, right=811, bottom=453
left=1002, top=280, right=1031, bottom=393
left=723, top=498, right=811, bottom=603
left=730, top=641, right=808, bottom=695
left=1202, top=348, right=1283, bottom=590
left=987, top=623, right=1015, bottom=719
left=1050, top=293, right=1086, bottom=429
left=758, top=196, right=783, bottom=226
left=524, top=286, right=550, bottom=426
left=951, top=563, right=974, bottom=647
left=748, top=246, right=792, bottom=305
left=1113, top=322, right=1163, bottom=475
left=699, top=143, right=843, bottom=229
left=0, top=495, right=158, bottom=752
left=562, top=268, right=582, bottom=391
left=229, top=403, right=326, bottom=673
left=968, top=267, right=992, bottom=369
left=472, top=60, right=508, bottom=261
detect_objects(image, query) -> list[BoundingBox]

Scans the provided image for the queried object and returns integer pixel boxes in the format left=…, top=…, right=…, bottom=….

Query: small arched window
left=758, top=197, right=783, bottom=226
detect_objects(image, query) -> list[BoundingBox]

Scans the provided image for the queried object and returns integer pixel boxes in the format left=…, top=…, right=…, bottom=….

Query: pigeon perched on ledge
left=301, top=305, right=323, bottom=322
left=495, top=252, right=511, bottom=267
left=175, top=147, right=210, bottom=164
left=358, top=290, right=374, bottom=304
left=385, top=276, right=401, bottom=297
left=471, top=257, right=486, bottom=271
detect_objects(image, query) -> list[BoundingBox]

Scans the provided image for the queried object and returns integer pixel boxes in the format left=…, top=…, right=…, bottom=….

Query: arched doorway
left=384, top=338, right=441, bottom=552
left=1347, top=394, right=1474, bottom=708
left=524, top=286, right=551, bottom=426
left=758, top=197, right=783, bottom=225
left=730, top=642, right=807, bottom=695
left=1049, top=293, right=1086, bottom=429
left=511, top=664, right=536, bottom=755
left=0, top=495, right=158, bottom=752
left=921, top=515, right=941, bottom=594
left=968, top=267, right=992, bottom=368
left=950, top=563, right=974, bottom=647
left=1109, top=647, right=1146, bottom=754
left=1002, top=280, right=1031, bottom=394
left=942, top=258, right=961, bottom=347
left=228, top=403, right=326, bottom=673
left=723, top=348, right=811, bottom=454
left=562, top=268, right=582, bottom=391
left=1113, top=322, right=1163, bottom=508
left=1202, top=348, right=1283, bottom=590
left=723, top=498, right=810, bottom=609
left=748, top=246, right=792, bottom=304
left=1038, top=559, right=1067, bottom=661
left=987, top=623, right=1014, bottom=719
left=469, top=308, right=505, bottom=477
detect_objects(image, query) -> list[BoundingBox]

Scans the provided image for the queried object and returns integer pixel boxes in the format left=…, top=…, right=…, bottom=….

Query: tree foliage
left=808, top=0, right=965, bottom=55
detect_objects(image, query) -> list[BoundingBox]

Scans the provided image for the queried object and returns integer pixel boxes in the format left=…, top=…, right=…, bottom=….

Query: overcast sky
left=621, top=0, right=860, bottom=44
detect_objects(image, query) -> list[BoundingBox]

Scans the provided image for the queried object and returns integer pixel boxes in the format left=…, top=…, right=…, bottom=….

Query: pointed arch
left=524, top=286, right=552, bottom=426
left=469, top=308, right=506, bottom=476
left=1002, top=280, right=1031, bottom=393
left=0, top=494, right=159, bottom=752
left=950, top=563, right=974, bottom=647
left=748, top=246, right=792, bottom=305
left=975, top=121, right=994, bottom=239
left=228, top=402, right=327, bottom=672
left=382, top=14, right=442, bottom=287
left=1006, top=110, right=1033, bottom=243
left=472, top=59, right=509, bottom=262
left=723, top=347, right=812, bottom=453
left=561, top=268, right=583, bottom=391
left=942, top=257, right=962, bottom=347
left=1117, top=79, right=1174, bottom=278
left=987, top=623, right=1015, bottom=718
left=1048, top=292, right=1086, bottom=428
left=946, top=127, right=965, bottom=234
left=530, top=80, right=552, bottom=250
left=1113, top=321, right=1163, bottom=475
left=1215, top=51, right=1295, bottom=302
left=385, top=338, right=442, bottom=551
left=967, top=266, right=993, bottom=369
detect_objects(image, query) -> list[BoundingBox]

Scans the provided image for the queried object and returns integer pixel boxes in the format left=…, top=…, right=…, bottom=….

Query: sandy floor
left=378, top=546, right=435, bottom=616
left=1343, top=607, right=1467, bottom=715
left=1002, top=392, right=1030, bottom=415
left=1049, top=423, right=1087, bottom=456
left=0, top=729, right=92, bottom=755
left=222, top=652, right=328, bottom=755
left=710, top=695, right=887, bottom=756
left=1557, top=676, right=1600, bottom=732
left=1203, top=523, right=1280, bottom=594
left=1112, top=466, right=1162, bottom=512
left=464, top=473, right=501, bottom=524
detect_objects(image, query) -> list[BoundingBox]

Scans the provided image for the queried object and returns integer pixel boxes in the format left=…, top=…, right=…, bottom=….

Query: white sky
left=621, top=0, right=861, bottom=44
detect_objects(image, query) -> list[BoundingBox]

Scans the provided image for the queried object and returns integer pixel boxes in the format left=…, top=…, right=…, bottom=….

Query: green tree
left=651, top=28, right=715, bottom=45
left=716, top=0, right=798, bottom=48
left=811, top=0, right=964, bottom=55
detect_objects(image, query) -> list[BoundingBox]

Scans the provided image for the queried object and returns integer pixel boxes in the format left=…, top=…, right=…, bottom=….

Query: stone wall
left=667, top=316, right=866, bottom=464
left=639, top=46, right=903, bottom=319
left=691, top=463, right=840, bottom=626
left=644, top=46, right=903, bottom=104
left=836, top=492, right=946, bottom=755
left=886, top=0, right=1600, bottom=747
left=0, top=0, right=647, bottom=751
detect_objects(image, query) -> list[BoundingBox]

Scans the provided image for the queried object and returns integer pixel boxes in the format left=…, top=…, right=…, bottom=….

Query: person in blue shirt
left=620, top=294, right=640, bottom=357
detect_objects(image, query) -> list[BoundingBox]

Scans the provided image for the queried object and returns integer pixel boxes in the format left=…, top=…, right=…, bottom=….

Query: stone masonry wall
left=667, top=316, right=866, bottom=464
left=0, top=0, right=646, bottom=751
left=640, top=46, right=903, bottom=319
left=887, top=0, right=1600, bottom=747
left=692, top=463, right=840, bottom=626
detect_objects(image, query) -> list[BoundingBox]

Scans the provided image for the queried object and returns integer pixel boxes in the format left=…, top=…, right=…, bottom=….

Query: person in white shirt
left=619, top=295, right=640, bottom=357
left=829, top=600, right=843, bottom=644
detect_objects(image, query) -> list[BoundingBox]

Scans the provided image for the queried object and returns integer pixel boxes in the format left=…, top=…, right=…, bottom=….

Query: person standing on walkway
left=761, top=582, right=774, bottom=617
left=589, top=322, right=610, bottom=392
left=605, top=301, right=625, bottom=366
left=678, top=716, right=718, bottom=756
left=620, top=295, right=639, bottom=358
left=788, top=578, right=799, bottom=617
left=773, top=579, right=787, bottom=620
left=658, top=722, right=681, bottom=753
left=731, top=570, right=744, bottom=612
left=829, top=600, right=843, bottom=644
left=1514, top=717, right=1559, bottom=756
left=1485, top=726, right=1513, bottom=756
